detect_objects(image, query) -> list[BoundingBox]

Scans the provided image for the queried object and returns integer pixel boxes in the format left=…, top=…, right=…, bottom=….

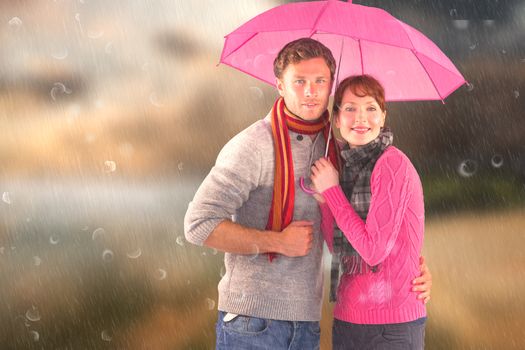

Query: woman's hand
left=311, top=183, right=326, bottom=204
left=310, top=158, right=339, bottom=193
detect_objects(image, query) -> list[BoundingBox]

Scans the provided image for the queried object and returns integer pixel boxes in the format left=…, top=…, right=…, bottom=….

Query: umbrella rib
left=220, top=32, right=259, bottom=63
left=309, top=0, right=332, bottom=37
left=412, top=50, right=444, bottom=101
left=358, top=39, right=364, bottom=74
left=221, top=61, right=275, bottom=86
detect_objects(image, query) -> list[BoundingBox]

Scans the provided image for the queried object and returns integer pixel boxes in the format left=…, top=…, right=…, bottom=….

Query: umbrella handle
left=299, top=176, right=317, bottom=195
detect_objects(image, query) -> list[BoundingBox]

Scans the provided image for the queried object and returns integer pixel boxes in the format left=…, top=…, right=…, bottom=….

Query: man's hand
left=413, top=256, right=432, bottom=304
left=276, top=221, right=314, bottom=257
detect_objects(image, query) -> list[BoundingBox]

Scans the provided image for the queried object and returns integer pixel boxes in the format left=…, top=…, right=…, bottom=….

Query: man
left=184, top=38, right=431, bottom=349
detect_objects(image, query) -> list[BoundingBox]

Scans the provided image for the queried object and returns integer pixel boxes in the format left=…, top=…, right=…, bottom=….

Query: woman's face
left=335, top=88, right=386, bottom=148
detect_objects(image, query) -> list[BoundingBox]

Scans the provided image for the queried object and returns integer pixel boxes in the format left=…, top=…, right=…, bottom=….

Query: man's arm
left=184, top=123, right=314, bottom=258
left=204, top=220, right=314, bottom=257
left=413, top=256, right=432, bottom=303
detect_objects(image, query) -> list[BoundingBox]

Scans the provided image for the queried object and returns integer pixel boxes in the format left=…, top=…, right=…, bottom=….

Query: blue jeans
left=332, top=317, right=426, bottom=350
left=215, top=311, right=320, bottom=350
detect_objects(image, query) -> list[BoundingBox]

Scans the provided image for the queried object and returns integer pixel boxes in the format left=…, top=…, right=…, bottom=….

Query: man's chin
left=297, top=111, right=324, bottom=122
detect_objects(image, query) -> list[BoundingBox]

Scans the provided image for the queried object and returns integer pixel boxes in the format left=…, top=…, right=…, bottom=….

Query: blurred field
left=1, top=179, right=524, bottom=349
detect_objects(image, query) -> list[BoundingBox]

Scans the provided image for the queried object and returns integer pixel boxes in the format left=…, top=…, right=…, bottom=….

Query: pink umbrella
left=220, top=0, right=467, bottom=102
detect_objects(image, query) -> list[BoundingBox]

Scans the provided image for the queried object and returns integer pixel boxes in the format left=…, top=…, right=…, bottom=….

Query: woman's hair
left=333, top=75, right=386, bottom=115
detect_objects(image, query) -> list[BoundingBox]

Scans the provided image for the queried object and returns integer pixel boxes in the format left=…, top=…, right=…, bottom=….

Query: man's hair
left=333, top=75, right=386, bottom=115
left=273, top=38, right=336, bottom=81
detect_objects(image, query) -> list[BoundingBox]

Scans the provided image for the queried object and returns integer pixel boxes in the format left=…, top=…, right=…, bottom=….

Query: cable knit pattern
left=320, top=147, right=426, bottom=324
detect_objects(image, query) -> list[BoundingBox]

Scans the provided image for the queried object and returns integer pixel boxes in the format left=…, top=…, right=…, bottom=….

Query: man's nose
left=304, top=82, right=317, bottom=97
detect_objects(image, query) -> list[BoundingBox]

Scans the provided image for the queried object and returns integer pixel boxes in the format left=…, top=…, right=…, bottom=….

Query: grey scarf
left=329, top=128, right=394, bottom=302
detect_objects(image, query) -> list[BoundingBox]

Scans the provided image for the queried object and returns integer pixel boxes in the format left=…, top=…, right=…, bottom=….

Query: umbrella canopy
left=220, top=0, right=466, bottom=101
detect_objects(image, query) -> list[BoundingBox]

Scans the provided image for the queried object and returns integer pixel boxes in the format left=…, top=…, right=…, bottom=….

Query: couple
left=184, top=38, right=431, bottom=350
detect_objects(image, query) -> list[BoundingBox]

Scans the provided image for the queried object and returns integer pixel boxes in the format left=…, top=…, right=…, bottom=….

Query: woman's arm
left=312, top=152, right=415, bottom=266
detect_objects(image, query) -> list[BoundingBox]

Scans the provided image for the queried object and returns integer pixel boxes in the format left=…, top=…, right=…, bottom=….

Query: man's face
left=276, top=57, right=332, bottom=121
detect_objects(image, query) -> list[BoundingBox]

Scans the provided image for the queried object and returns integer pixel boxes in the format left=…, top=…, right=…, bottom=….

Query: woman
left=310, top=75, right=426, bottom=349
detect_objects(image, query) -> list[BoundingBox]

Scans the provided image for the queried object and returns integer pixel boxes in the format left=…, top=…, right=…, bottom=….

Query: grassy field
left=2, top=181, right=524, bottom=349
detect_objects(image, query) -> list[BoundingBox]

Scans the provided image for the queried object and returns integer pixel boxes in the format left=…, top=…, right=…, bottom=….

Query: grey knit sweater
left=184, top=113, right=327, bottom=321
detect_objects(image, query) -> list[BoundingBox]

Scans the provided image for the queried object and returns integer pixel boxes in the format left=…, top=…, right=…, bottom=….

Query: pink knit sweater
left=320, top=146, right=426, bottom=324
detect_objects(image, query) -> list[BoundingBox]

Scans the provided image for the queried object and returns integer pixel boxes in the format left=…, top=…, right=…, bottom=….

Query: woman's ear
left=334, top=113, right=341, bottom=128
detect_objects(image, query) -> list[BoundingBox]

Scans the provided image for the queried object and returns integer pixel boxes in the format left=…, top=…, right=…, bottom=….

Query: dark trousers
left=332, top=317, right=426, bottom=350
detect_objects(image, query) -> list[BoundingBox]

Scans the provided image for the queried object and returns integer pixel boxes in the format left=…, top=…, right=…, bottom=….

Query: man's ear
left=276, top=78, right=285, bottom=97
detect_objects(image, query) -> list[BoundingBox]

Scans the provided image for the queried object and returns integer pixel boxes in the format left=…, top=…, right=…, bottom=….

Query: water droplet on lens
left=466, top=83, right=474, bottom=92
left=501, top=49, right=507, bottom=55
left=449, top=9, right=457, bottom=17
left=51, top=48, right=68, bottom=60
left=249, top=87, right=263, bottom=99
left=101, top=330, right=112, bottom=342
left=458, top=160, right=478, bottom=177
left=491, top=155, right=504, bottom=168
left=513, top=90, right=519, bottom=99
left=205, top=298, right=215, bottom=310
left=126, top=248, right=142, bottom=259
left=155, top=268, right=167, bottom=280
left=175, top=236, right=185, bottom=246
left=26, top=306, right=41, bottom=322
left=33, top=256, right=42, bottom=266
left=8, top=17, right=23, bottom=29
left=149, top=92, right=164, bottom=108
left=29, top=330, right=40, bottom=342
left=469, top=43, right=477, bottom=50
left=2, top=192, right=11, bottom=204
left=220, top=266, right=226, bottom=278
left=92, top=228, right=105, bottom=240
left=87, top=30, right=104, bottom=39
left=102, top=249, right=114, bottom=262
left=49, top=235, right=60, bottom=245
left=177, top=162, right=184, bottom=171
left=211, top=248, right=218, bottom=255
left=103, top=160, right=116, bottom=173
left=50, top=82, right=72, bottom=101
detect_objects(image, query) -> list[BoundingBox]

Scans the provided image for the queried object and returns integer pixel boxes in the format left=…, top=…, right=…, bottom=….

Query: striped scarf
left=267, top=97, right=340, bottom=262
left=329, top=128, right=393, bottom=301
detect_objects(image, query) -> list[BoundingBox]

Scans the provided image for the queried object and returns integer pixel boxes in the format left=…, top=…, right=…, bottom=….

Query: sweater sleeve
left=319, top=202, right=334, bottom=252
left=322, top=151, right=412, bottom=266
left=183, top=131, right=261, bottom=246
